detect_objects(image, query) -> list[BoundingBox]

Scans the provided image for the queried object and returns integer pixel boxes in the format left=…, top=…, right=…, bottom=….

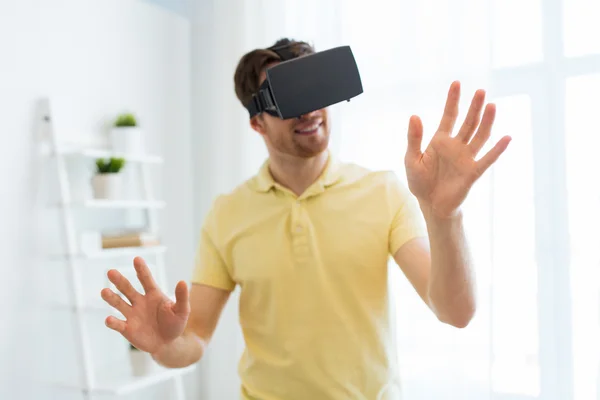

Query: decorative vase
left=129, top=348, right=159, bottom=377
left=109, top=126, right=143, bottom=154
left=91, top=173, right=123, bottom=200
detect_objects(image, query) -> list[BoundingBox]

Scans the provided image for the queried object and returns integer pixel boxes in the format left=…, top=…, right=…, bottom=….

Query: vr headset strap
left=246, top=43, right=295, bottom=118
left=246, top=95, right=261, bottom=118
left=269, top=45, right=295, bottom=62
left=247, top=80, right=277, bottom=119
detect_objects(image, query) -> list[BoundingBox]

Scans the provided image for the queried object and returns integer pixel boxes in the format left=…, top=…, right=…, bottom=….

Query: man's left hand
left=404, top=81, right=512, bottom=219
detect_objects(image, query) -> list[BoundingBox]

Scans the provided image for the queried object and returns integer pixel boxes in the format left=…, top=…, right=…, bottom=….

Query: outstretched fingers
left=105, top=315, right=127, bottom=334
left=436, top=81, right=461, bottom=135
left=107, top=269, right=140, bottom=305
left=468, top=103, right=497, bottom=156
left=456, top=89, right=486, bottom=143
left=134, top=256, right=159, bottom=294
left=476, top=135, right=512, bottom=176
left=101, top=287, right=132, bottom=316
left=406, top=115, right=424, bottom=162
left=172, top=280, right=190, bottom=317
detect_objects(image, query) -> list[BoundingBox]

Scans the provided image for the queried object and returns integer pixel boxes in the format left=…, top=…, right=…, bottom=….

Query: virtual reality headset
left=245, top=45, right=364, bottom=120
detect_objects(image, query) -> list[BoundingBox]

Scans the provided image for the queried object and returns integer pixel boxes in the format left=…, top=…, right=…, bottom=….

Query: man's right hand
left=100, top=256, right=191, bottom=355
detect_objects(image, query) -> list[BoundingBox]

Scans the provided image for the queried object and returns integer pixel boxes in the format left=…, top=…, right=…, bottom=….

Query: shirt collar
left=250, top=151, right=343, bottom=194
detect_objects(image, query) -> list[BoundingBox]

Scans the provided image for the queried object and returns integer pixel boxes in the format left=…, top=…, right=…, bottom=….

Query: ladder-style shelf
left=40, top=98, right=194, bottom=399
left=57, top=147, right=165, bottom=164
left=65, top=199, right=167, bottom=209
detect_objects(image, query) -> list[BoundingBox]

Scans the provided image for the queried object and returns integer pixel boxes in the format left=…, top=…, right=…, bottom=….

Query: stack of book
left=101, top=231, right=160, bottom=249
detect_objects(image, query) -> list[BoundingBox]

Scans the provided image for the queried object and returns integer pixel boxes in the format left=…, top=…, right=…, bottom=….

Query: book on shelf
left=101, top=231, right=160, bottom=249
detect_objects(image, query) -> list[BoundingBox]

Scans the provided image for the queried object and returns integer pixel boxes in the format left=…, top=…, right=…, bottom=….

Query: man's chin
left=294, top=140, right=329, bottom=158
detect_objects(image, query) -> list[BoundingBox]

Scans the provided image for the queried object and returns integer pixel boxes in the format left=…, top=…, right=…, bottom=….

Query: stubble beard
left=291, top=133, right=329, bottom=158
left=265, top=119, right=330, bottom=158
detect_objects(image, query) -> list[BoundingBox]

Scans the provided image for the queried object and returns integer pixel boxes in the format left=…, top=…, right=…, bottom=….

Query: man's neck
left=268, top=151, right=330, bottom=196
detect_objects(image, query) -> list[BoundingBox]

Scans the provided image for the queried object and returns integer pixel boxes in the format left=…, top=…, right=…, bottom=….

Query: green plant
left=114, top=113, right=137, bottom=127
left=95, top=157, right=126, bottom=174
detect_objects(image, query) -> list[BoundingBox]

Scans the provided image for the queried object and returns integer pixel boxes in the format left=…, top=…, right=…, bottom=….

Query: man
left=101, top=38, right=511, bottom=399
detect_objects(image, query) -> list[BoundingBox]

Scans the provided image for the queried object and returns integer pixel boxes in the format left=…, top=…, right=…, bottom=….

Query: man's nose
left=298, top=109, right=321, bottom=119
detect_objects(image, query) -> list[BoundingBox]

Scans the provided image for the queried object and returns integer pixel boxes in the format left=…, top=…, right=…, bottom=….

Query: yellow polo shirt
left=192, top=154, right=427, bottom=400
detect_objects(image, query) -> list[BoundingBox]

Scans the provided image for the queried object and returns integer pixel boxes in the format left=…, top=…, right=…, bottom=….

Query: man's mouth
left=294, top=120, right=323, bottom=135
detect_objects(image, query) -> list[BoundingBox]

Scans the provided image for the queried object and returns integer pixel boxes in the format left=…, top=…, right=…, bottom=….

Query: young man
left=101, top=38, right=511, bottom=399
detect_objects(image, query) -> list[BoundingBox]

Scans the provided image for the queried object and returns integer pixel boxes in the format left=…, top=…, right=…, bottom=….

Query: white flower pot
left=91, top=173, right=123, bottom=200
left=130, top=349, right=159, bottom=377
left=109, top=126, right=144, bottom=154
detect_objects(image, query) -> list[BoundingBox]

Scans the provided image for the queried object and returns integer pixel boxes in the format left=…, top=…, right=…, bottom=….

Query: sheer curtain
left=191, top=0, right=599, bottom=399
left=335, top=1, right=600, bottom=399
left=334, top=2, right=498, bottom=399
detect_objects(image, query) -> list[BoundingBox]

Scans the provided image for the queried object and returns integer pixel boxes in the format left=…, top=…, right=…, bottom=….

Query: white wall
left=0, top=1, right=194, bottom=399
left=188, top=1, right=248, bottom=398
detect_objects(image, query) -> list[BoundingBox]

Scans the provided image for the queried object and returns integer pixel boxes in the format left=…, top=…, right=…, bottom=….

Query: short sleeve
left=387, top=173, right=428, bottom=255
left=191, top=201, right=237, bottom=291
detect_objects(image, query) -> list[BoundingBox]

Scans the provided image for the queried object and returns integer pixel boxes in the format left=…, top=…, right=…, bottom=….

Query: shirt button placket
left=292, top=199, right=309, bottom=265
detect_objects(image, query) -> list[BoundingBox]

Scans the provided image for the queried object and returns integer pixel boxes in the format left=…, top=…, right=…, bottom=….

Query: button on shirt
left=192, top=153, right=427, bottom=400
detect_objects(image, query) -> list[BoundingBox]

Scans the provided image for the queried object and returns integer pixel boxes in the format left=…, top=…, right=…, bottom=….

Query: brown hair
left=233, top=38, right=315, bottom=109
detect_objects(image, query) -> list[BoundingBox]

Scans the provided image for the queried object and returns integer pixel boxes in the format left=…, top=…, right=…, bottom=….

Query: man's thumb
left=172, top=280, right=190, bottom=316
left=406, top=115, right=423, bottom=161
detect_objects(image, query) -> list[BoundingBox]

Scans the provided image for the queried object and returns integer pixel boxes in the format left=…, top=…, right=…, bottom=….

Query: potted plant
left=129, top=343, right=159, bottom=377
left=91, top=157, right=126, bottom=200
left=109, top=112, right=144, bottom=154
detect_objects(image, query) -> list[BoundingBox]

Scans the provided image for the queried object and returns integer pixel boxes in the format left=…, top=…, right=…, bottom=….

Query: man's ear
left=250, top=114, right=266, bottom=135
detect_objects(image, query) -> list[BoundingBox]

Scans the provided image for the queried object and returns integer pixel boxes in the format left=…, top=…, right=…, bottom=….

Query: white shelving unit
left=40, top=98, right=194, bottom=399
left=69, top=199, right=167, bottom=209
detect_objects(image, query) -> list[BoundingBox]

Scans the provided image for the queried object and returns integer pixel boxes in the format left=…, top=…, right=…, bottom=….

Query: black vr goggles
left=245, top=45, right=364, bottom=120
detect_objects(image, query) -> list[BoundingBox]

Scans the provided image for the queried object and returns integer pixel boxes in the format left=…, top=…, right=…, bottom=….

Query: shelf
left=43, top=100, right=183, bottom=397
left=83, top=199, right=166, bottom=209
left=47, top=299, right=115, bottom=313
left=84, top=245, right=167, bottom=259
left=63, top=199, right=166, bottom=209
left=94, top=364, right=196, bottom=395
left=56, top=147, right=163, bottom=164
left=47, top=290, right=177, bottom=314
left=49, top=245, right=167, bottom=261
left=48, top=364, right=196, bottom=395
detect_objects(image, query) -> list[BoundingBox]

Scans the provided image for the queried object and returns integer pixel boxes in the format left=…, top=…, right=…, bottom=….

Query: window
left=489, top=95, right=540, bottom=397
left=565, top=73, right=600, bottom=400
left=563, top=0, right=600, bottom=58
left=333, top=0, right=600, bottom=399
left=491, top=0, right=544, bottom=68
